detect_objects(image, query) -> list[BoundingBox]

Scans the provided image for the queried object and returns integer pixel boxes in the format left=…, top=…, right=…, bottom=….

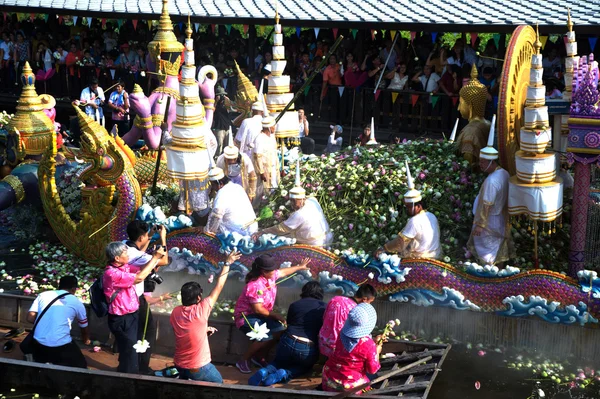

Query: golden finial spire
left=186, top=14, right=192, bottom=39
left=567, top=8, right=573, bottom=32
left=534, top=23, right=542, bottom=55
left=148, top=0, right=184, bottom=57
left=470, top=63, right=478, bottom=80
left=275, top=0, right=280, bottom=24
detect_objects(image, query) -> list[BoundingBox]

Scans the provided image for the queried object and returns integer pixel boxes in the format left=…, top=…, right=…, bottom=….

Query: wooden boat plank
left=379, top=349, right=445, bottom=366
left=421, top=344, right=451, bottom=399
left=372, top=381, right=430, bottom=395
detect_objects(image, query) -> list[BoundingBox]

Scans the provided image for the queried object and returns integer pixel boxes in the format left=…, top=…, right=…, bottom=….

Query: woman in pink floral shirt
left=318, top=284, right=377, bottom=358
left=322, top=303, right=383, bottom=394
left=233, top=254, right=311, bottom=374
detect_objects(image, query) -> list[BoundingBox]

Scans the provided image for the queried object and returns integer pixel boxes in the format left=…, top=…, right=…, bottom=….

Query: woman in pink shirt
left=318, top=284, right=376, bottom=358
left=103, top=241, right=166, bottom=374
left=234, top=254, right=311, bottom=374
left=322, top=303, right=383, bottom=394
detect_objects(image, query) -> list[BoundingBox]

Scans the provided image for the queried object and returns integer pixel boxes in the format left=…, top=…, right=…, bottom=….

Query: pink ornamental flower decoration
left=418, top=172, right=426, bottom=180
left=208, top=274, right=214, bottom=284
left=348, top=223, right=354, bottom=231
left=93, top=346, right=101, bottom=352
left=24, top=287, right=32, bottom=295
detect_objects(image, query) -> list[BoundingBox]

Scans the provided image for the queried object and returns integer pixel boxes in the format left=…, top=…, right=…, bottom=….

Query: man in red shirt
left=321, top=54, right=342, bottom=101
left=170, top=249, right=241, bottom=382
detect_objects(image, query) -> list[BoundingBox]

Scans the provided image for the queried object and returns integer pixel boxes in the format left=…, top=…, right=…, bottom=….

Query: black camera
left=148, top=272, right=164, bottom=285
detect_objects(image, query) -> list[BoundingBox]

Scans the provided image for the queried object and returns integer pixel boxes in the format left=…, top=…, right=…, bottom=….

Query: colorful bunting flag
left=225, top=24, right=231, bottom=35
left=590, top=37, right=598, bottom=51
left=371, top=30, right=376, bottom=41
left=44, top=14, right=49, bottom=23
left=338, top=87, right=344, bottom=97
left=132, top=20, right=138, bottom=30
left=147, top=20, right=152, bottom=30
left=101, top=18, right=107, bottom=28
left=243, top=25, right=248, bottom=34
left=374, top=90, right=381, bottom=101
left=410, top=31, right=416, bottom=42
left=351, top=29, right=358, bottom=39
left=390, top=30, right=396, bottom=41
left=451, top=97, right=458, bottom=107
left=314, top=28, right=320, bottom=39
left=431, top=95, right=440, bottom=108
left=73, top=16, right=78, bottom=26
left=178, top=22, right=183, bottom=31
left=470, top=32, right=478, bottom=47
left=304, top=86, right=310, bottom=96
left=296, top=27, right=301, bottom=38
left=431, top=32, right=437, bottom=42
left=211, top=24, right=216, bottom=33
left=58, top=16, right=64, bottom=25
left=539, top=36, right=548, bottom=50
left=29, top=13, right=35, bottom=21
left=110, top=69, right=116, bottom=79
left=332, top=28, right=338, bottom=39
left=391, top=92, right=398, bottom=103
left=492, top=33, right=501, bottom=49
left=2, top=12, right=6, bottom=22
left=193, top=22, right=200, bottom=32
left=411, top=94, right=419, bottom=107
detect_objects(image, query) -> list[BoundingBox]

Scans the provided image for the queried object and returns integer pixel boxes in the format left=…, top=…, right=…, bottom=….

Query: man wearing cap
left=376, top=161, right=441, bottom=259
left=205, top=167, right=258, bottom=235
left=216, top=129, right=257, bottom=202
left=325, top=125, right=343, bottom=154
left=467, top=116, right=512, bottom=265
left=235, top=101, right=264, bottom=157
left=252, top=116, right=280, bottom=201
left=254, top=160, right=332, bottom=246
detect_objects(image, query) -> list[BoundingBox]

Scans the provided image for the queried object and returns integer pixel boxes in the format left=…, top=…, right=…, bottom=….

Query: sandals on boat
left=3, top=340, right=16, bottom=353
left=3, top=328, right=24, bottom=339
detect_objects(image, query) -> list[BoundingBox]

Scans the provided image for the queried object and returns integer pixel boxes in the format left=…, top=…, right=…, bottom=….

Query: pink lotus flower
left=474, top=381, right=481, bottom=390
left=93, top=346, right=101, bottom=352
left=348, top=224, right=354, bottom=231
left=477, top=350, right=486, bottom=357
left=24, top=287, right=32, bottom=295
left=208, top=274, right=214, bottom=284
left=418, top=172, right=426, bottom=180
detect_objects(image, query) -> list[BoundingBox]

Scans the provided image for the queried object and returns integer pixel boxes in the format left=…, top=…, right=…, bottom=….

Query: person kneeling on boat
left=26, top=276, right=90, bottom=369
left=204, top=167, right=258, bottom=236
left=318, top=284, right=377, bottom=358
left=322, top=303, right=385, bottom=393
left=216, top=128, right=257, bottom=202
left=253, top=160, right=332, bottom=247
left=233, top=254, right=312, bottom=374
left=170, top=249, right=241, bottom=383
left=375, top=161, right=441, bottom=260
left=249, top=281, right=326, bottom=386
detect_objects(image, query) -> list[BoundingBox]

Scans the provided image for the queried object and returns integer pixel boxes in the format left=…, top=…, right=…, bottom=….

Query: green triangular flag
left=225, top=24, right=231, bottom=35
left=304, top=86, right=310, bottom=96
left=43, top=14, right=49, bottom=22
left=351, top=29, right=358, bottom=39
left=431, top=95, right=440, bottom=109
left=492, top=34, right=501, bottom=49
left=117, top=19, right=123, bottom=28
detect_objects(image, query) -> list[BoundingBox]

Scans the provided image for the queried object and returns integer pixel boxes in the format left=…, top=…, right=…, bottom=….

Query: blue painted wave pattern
left=498, top=295, right=598, bottom=325
left=577, top=270, right=600, bottom=299
left=464, top=262, right=521, bottom=278
left=389, top=287, right=481, bottom=311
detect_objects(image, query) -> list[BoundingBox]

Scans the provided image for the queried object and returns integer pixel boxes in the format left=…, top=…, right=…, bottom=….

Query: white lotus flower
left=246, top=322, right=270, bottom=341
left=133, top=339, right=150, bottom=353
left=538, top=389, right=545, bottom=398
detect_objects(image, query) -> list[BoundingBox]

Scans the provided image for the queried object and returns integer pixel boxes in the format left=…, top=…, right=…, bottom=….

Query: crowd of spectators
left=0, top=14, right=593, bottom=134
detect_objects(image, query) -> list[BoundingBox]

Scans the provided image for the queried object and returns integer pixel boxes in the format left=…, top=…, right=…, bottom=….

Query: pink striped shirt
left=103, top=264, right=140, bottom=316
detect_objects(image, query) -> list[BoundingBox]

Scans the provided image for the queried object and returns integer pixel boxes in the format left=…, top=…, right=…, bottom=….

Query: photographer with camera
left=123, top=220, right=170, bottom=374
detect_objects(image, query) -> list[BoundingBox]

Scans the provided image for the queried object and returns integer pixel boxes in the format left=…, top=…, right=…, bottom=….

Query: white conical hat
left=289, top=159, right=306, bottom=199
left=404, top=160, right=422, bottom=203
left=480, top=114, right=498, bottom=160
left=223, top=126, right=239, bottom=159
left=208, top=166, right=225, bottom=181
left=262, top=116, right=276, bottom=128
left=367, top=117, right=377, bottom=145
left=449, top=118, right=459, bottom=142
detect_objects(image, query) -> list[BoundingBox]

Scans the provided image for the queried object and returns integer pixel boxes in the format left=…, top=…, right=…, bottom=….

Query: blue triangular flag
left=314, top=27, right=320, bottom=39
left=589, top=37, right=598, bottom=51
left=194, top=22, right=200, bottom=32
left=178, top=22, right=183, bottom=32
left=296, top=27, right=301, bottom=38
left=431, top=32, right=437, bottom=42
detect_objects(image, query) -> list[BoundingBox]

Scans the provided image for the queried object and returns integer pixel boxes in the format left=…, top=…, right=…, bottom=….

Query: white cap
left=208, top=166, right=225, bottom=181
left=289, top=159, right=306, bottom=199
left=367, top=117, right=377, bottom=145
left=262, top=116, right=276, bottom=128
left=480, top=114, right=499, bottom=160
left=449, top=118, right=459, bottom=143
left=252, top=101, right=263, bottom=110
left=223, top=126, right=239, bottom=159
left=329, top=124, right=343, bottom=133
left=404, top=160, right=422, bottom=203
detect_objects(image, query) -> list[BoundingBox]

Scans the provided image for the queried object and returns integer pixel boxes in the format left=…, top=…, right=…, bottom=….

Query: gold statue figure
left=456, top=64, right=490, bottom=170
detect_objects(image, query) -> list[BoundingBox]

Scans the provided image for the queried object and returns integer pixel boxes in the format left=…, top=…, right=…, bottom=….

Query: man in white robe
left=252, top=116, right=279, bottom=202
left=205, top=167, right=258, bottom=235
left=467, top=120, right=513, bottom=265
left=254, top=160, right=332, bottom=246
left=376, top=161, right=441, bottom=259
left=234, top=102, right=263, bottom=158
left=216, top=129, right=257, bottom=202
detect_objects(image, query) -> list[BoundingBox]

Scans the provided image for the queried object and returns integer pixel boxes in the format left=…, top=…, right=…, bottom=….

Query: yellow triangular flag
left=147, top=19, right=152, bottom=30
left=540, top=36, right=548, bottom=50
left=391, top=92, right=399, bottom=104
left=390, top=30, right=396, bottom=41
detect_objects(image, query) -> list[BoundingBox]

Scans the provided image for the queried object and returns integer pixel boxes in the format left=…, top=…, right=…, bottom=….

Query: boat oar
left=331, top=355, right=432, bottom=399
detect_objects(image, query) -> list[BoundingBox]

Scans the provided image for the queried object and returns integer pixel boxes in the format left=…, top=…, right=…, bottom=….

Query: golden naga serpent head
left=458, top=64, right=488, bottom=121
left=73, top=105, right=128, bottom=187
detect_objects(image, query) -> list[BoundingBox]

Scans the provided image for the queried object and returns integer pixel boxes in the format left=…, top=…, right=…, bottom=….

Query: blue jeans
left=272, top=333, right=319, bottom=378
left=176, top=363, right=223, bottom=383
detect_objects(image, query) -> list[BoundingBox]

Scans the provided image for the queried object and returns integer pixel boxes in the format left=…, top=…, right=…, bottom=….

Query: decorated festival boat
left=0, top=2, right=599, bottom=379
